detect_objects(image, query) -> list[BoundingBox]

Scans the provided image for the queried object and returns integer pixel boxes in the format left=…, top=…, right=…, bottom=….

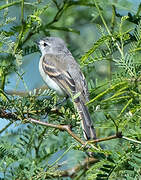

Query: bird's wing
left=42, top=54, right=76, bottom=96
left=42, top=54, right=96, bottom=139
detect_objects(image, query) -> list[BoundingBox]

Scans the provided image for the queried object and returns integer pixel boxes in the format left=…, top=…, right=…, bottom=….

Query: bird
left=38, top=36, right=96, bottom=140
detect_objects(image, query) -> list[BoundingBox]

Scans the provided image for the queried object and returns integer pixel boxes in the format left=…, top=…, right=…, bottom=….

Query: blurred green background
left=0, top=0, right=141, bottom=179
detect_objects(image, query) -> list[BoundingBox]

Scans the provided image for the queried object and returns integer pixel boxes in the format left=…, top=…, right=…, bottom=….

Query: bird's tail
left=74, top=100, right=96, bottom=140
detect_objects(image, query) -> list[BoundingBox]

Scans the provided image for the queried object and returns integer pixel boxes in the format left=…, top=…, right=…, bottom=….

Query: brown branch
left=0, top=109, right=18, bottom=120
left=27, top=118, right=85, bottom=145
left=88, top=132, right=122, bottom=144
left=0, top=109, right=122, bottom=145
left=0, top=109, right=85, bottom=145
left=33, top=157, right=99, bottom=179
left=0, top=110, right=129, bottom=147
left=59, top=157, right=99, bottom=178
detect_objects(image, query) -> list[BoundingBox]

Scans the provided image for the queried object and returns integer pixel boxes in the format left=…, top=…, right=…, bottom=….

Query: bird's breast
left=39, top=58, right=66, bottom=96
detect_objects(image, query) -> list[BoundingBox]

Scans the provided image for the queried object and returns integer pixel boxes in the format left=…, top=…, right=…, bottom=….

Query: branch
left=122, top=136, right=141, bottom=145
left=46, top=1, right=97, bottom=27
left=22, top=1, right=98, bottom=44
left=88, top=132, right=122, bottom=144
left=32, top=157, right=98, bottom=179
left=59, top=157, right=99, bottom=178
left=0, top=109, right=18, bottom=120
left=51, top=0, right=60, bottom=10
left=46, top=2, right=66, bottom=26
left=88, top=132, right=141, bottom=145
left=46, top=25, right=80, bottom=34
left=0, top=121, right=13, bottom=134
left=27, top=118, right=85, bottom=145
left=1, top=109, right=140, bottom=146
left=0, top=109, right=85, bottom=145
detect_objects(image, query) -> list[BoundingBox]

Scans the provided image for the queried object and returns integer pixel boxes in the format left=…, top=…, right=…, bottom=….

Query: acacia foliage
left=0, top=0, right=141, bottom=179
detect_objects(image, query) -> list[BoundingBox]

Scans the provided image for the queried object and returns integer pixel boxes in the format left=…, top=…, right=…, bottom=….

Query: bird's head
left=38, top=37, right=69, bottom=55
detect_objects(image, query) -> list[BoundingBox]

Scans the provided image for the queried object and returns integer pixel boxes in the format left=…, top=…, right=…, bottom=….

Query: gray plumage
left=38, top=37, right=96, bottom=140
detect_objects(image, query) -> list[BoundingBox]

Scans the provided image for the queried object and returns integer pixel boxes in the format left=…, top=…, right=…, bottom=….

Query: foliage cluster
left=0, top=0, right=141, bottom=179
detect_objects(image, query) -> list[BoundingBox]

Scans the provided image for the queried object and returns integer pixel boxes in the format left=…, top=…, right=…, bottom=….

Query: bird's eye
left=43, top=42, right=48, bottom=47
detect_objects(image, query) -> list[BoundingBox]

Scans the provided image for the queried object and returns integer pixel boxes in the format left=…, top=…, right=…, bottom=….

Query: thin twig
left=46, top=2, right=66, bottom=26
left=0, top=121, right=13, bottom=134
left=88, top=132, right=122, bottom=143
left=94, top=0, right=124, bottom=60
left=122, top=136, right=141, bottom=145
left=14, top=0, right=25, bottom=53
left=52, top=0, right=60, bottom=10
left=0, top=89, right=11, bottom=101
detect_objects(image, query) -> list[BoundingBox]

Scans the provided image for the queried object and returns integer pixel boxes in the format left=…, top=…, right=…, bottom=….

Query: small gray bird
left=38, top=37, right=96, bottom=140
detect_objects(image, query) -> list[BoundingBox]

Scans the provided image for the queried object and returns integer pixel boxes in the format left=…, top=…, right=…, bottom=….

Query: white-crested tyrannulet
left=38, top=37, right=96, bottom=140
